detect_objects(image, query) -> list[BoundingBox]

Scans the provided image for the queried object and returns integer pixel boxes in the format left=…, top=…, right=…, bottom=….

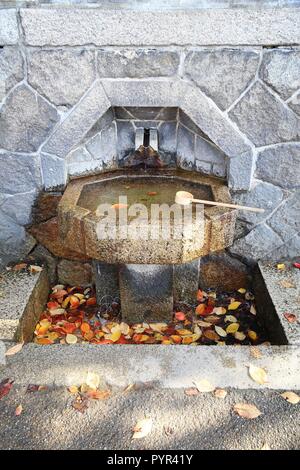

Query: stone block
left=119, top=264, right=173, bottom=323
left=229, top=81, right=300, bottom=146
left=177, top=124, right=195, bottom=168
left=68, top=159, right=104, bottom=177
left=158, top=121, right=177, bottom=153
left=86, top=122, right=117, bottom=164
left=0, top=152, right=41, bottom=194
left=268, top=191, right=300, bottom=243
left=92, top=261, right=119, bottom=303
left=97, top=49, right=179, bottom=78
left=195, top=136, right=226, bottom=164
left=227, top=151, right=254, bottom=191
left=256, top=143, right=300, bottom=189
left=31, top=191, right=62, bottom=225
left=0, top=267, right=49, bottom=342
left=28, top=48, right=96, bottom=107
left=0, top=84, right=59, bottom=153
left=200, top=252, right=251, bottom=290
left=0, top=9, right=18, bottom=45
left=43, top=81, right=110, bottom=158
left=0, top=213, right=27, bottom=265
left=57, top=259, right=92, bottom=286
left=185, top=49, right=259, bottom=110
left=260, top=49, right=300, bottom=100
left=288, top=90, right=300, bottom=116
left=41, top=153, right=67, bottom=190
left=0, top=46, right=24, bottom=102
left=116, top=121, right=135, bottom=159
left=212, top=162, right=226, bottom=178
left=173, top=258, right=200, bottom=304
left=232, top=181, right=283, bottom=225
left=29, top=244, right=57, bottom=285
left=0, top=190, right=37, bottom=225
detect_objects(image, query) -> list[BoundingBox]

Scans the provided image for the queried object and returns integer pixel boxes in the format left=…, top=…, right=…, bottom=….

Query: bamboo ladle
left=175, top=191, right=265, bottom=213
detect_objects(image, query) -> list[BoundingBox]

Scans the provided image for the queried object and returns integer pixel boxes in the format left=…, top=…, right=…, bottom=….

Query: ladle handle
left=191, top=198, right=265, bottom=213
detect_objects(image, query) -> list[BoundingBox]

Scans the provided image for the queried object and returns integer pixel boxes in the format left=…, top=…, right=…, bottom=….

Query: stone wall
left=0, top=5, right=300, bottom=269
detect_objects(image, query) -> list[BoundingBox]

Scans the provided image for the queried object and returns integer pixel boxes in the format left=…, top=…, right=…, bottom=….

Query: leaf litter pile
left=33, top=284, right=268, bottom=346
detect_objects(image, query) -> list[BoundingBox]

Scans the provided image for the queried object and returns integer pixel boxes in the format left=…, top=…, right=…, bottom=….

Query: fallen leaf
left=248, top=364, right=267, bottom=385
left=12, top=263, right=27, bottom=271
left=86, top=297, right=97, bottom=306
left=214, top=388, right=227, bottom=399
left=195, top=304, right=206, bottom=316
left=29, top=265, right=43, bottom=274
left=203, top=329, right=220, bottom=342
left=176, top=329, right=193, bottom=336
left=194, top=379, right=215, bottom=393
left=215, top=326, right=227, bottom=337
left=0, top=378, right=14, bottom=400
left=72, top=396, right=89, bottom=413
left=132, top=417, right=153, bottom=439
left=250, top=305, right=257, bottom=315
left=280, top=391, right=300, bottom=404
left=149, top=323, right=167, bottom=332
left=68, top=385, right=79, bottom=394
left=283, top=312, right=297, bottom=323
left=250, top=346, right=262, bottom=359
left=81, top=322, right=90, bottom=334
left=197, top=289, right=204, bottom=301
left=277, top=263, right=286, bottom=270
left=26, top=384, right=47, bottom=393
left=15, top=404, right=23, bottom=416
left=213, top=307, right=226, bottom=315
left=147, top=191, right=157, bottom=196
left=226, top=323, right=239, bottom=334
left=233, top=403, right=262, bottom=419
left=228, top=301, right=241, bottom=311
left=293, top=262, right=300, bottom=269
left=86, top=389, right=111, bottom=400
left=225, top=315, right=237, bottom=323
left=185, top=387, right=199, bottom=396
left=5, top=342, right=24, bottom=356
left=86, top=372, right=100, bottom=391
left=49, top=307, right=65, bottom=317
left=175, top=311, right=186, bottom=321
left=234, top=331, right=246, bottom=341
left=248, top=330, right=258, bottom=341
left=238, top=288, right=246, bottom=294
left=120, top=322, right=130, bottom=335
left=111, top=203, right=128, bottom=209
left=66, top=334, right=78, bottom=345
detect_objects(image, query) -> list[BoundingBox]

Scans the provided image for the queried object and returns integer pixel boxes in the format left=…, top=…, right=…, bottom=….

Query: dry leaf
left=225, top=315, right=237, bottom=323
left=213, top=307, right=226, bottom=315
left=68, top=385, right=79, bottom=394
left=204, top=329, right=220, bottom=342
left=5, top=342, right=24, bottom=356
left=15, top=404, right=23, bottom=416
left=66, top=334, right=77, bottom=344
left=194, top=379, right=215, bottom=393
left=248, top=364, right=267, bottom=385
left=238, top=288, right=246, bottom=294
left=279, top=279, right=296, bottom=289
left=228, top=301, right=241, bottom=311
left=250, top=305, right=257, bottom=315
left=86, top=372, right=100, bottom=391
left=214, top=388, right=227, bottom=399
left=250, top=346, right=262, bottom=359
left=185, top=387, right=199, bottom=396
left=0, top=379, right=14, bottom=400
left=283, top=312, right=297, bottom=323
left=277, top=263, right=285, bottom=270
left=280, top=391, right=300, bottom=404
left=233, top=403, right=262, bottom=419
left=132, top=417, right=153, bottom=439
left=29, top=265, right=43, bottom=274
left=12, top=263, right=27, bottom=271
left=215, top=326, right=227, bottom=337
left=226, top=323, right=239, bottom=334
left=234, top=331, right=246, bottom=341
left=248, top=330, right=258, bottom=341
left=86, top=389, right=110, bottom=400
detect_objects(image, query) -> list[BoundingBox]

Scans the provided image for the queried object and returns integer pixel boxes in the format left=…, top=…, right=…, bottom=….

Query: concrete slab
left=0, top=267, right=49, bottom=342
left=2, top=343, right=300, bottom=390
left=254, top=261, right=300, bottom=345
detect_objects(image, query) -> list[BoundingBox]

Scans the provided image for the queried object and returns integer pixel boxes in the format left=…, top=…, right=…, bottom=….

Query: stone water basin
left=58, top=169, right=237, bottom=265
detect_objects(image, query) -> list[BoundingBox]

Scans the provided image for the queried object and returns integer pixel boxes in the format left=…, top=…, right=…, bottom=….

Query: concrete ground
left=0, top=384, right=299, bottom=450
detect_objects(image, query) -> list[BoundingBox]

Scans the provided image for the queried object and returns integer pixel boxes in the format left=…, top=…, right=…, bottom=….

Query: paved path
left=0, top=385, right=299, bottom=450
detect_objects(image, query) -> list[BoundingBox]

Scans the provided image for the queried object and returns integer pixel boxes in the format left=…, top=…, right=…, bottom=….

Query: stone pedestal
left=93, top=258, right=201, bottom=322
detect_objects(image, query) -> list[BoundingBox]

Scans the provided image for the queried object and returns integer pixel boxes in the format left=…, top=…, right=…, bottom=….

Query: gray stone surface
left=41, top=153, right=67, bottom=190
left=177, top=124, right=195, bottom=168
left=0, top=267, right=49, bottom=342
left=0, top=46, right=24, bottom=102
left=200, top=251, right=250, bottom=290
left=227, top=151, right=254, bottom=191
left=116, top=120, right=135, bottom=159
left=86, top=123, right=117, bottom=165
left=93, top=261, right=119, bottom=303
left=0, top=340, right=5, bottom=366
left=260, top=49, right=300, bottom=100
left=268, top=233, right=300, bottom=260
left=173, top=258, right=200, bottom=303
left=229, top=81, right=300, bottom=146
left=212, top=162, right=226, bottom=178
left=57, top=259, right=92, bottom=286
left=0, top=9, right=18, bottom=45
left=119, top=264, right=173, bottom=322
left=185, top=49, right=259, bottom=110
left=68, top=159, right=104, bottom=177
left=97, top=49, right=179, bottom=78
left=179, top=109, right=211, bottom=139
left=232, top=180, right=283, bottom=225
left=28, top=49, right=96, bottom=107
left=256, top=143, right=300, bottom=189
left=195, top=136, right=226, bottom=164
left=268, top=191, right=300, bottom=242
left=0, top=222, right=36, bottom=269
left=0, top=191, right=37, bottom=225
left=20, top=7, right=300, bottom=46
left=0, top=152, right=41, bottom=194
left=43, top=81, right=110, bottom=158
left=0, top=84, right=59, bottom=152
left=230, top=223, right=283, bottom=262
left=158, top=121, right=177, bottom=153
left=288, top=90, right=300, bottom=116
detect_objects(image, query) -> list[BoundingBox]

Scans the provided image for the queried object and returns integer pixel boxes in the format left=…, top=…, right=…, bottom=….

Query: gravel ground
left=0, top=385, right=299, bottom=450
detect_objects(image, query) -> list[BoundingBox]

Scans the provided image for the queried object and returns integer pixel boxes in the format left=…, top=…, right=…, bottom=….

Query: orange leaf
left=63, top=323, right=77, bottom=334
left=283, top=312, right=297, bottom=323
left=70, top=295, right=80, bottom=308
left=170, top=335, right=182, bottom=344
left=86, top=297, right=97, bottom=306
left=147, top=191, right=157, bottom=196
left=204, top=330, right=220, bottom=342
left=195, top=304, right=206, bottom=316
left=47, top=301, right=59, bottom=310
left=15, top=404, right=23, bottom=416
left=86, top=389, right=111, bottom=400
left=175, top=311, right=186, bottom=321
left=197, top=290, right=204, bottom=302
left=35, top=338, right=53, bottom=345
left=81, top=322, right=90, bottom=334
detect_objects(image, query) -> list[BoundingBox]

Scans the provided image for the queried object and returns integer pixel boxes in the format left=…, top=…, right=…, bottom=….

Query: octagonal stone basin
left=58, top=169, right=237, bottom=265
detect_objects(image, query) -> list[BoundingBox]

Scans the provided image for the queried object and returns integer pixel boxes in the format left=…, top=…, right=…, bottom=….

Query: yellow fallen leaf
left=5, top=342, right=24, bottom=356
left=233, top=403, right=262, bottom=419
left=277, top=263, right=285, bottom=270
left=280, top=391, right=300, bottom=404
left=110, top=326, right=122, bottom=342
left=176, top=329, right=193, bottom=336
left=214, top=388, right=227, bottom=399
left=215, top=326, right=227, bottom=337
left=68, top=385, right=79, bottom=394
left=234, top=331, right=246, bottom=341
left=132, top=417, right=153, bottom=439
left=226, top=323, right=239, bottom=334
left=194, top=379, right=215, bottom=393
left=248, top=364, right=267, bottom=385
left=193, top=325, right=202, bottom=340
left=248, top=330, right=258, bottom=341
left=228, top=301, right=241, bottom=311
left=46, top=332, right=59, bottom=342
left=66, top=334, right=77, bottom=344
left=86, top=372, right=100, bottom=391
left=238, top=288, right=246, bottom=294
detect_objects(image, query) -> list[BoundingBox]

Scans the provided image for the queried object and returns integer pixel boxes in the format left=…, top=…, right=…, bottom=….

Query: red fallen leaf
left=197, top=289, right=204, bottom=302
left=47, top=301, right=59, bottom=310
left=195, top=304, right=206, bottom=316
left=86, top=297, right=97, bottom=306
left=69, top=295, right=80, bottom=308
left=205, top=305, right=214, bottom=315
left=175, top=311, right=186, bottom=321
left=98, top=339, right=113, bottom=344
left=283, top=312, right=297, bottom=323
left=12, top=263, right=27, bottom=271
left=164, top=326, right=177, bottom=336
left=293, top=262, right=300, bottom=269
left=63, top=323, right=77, bottom=334
left=116, top=336, right=130, bottom=344
left=0, top=378, right=14, bottom=400
left=51, top=326, right=66, bottom=336
left=86, top=389, right=111, bottom=400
